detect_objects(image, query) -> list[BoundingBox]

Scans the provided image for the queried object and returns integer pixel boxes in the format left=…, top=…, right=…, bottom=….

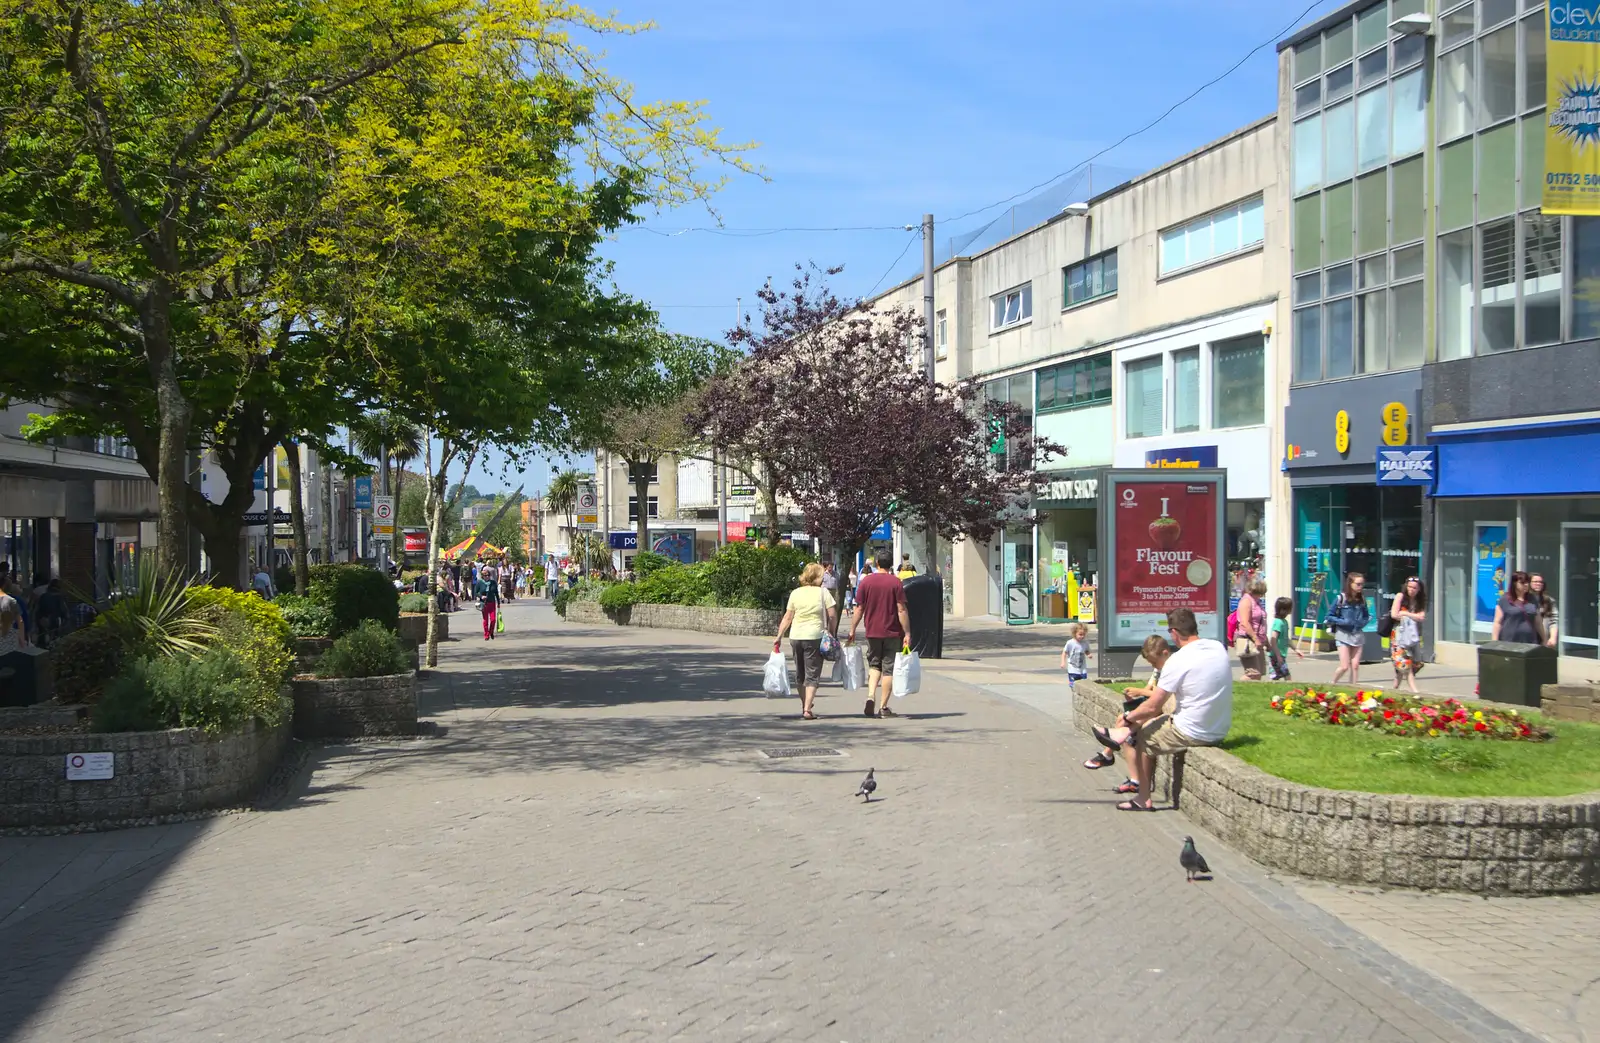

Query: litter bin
left=0, top=647, right=53, bottom=707
left=902, top=574, right=944, bottom=660
left=1477, top=641, right=1558, bottom=706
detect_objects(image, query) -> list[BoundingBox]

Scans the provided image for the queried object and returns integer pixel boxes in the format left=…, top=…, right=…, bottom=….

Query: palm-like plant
left=351, top=411, right=425, bottom=500
left=97, top=559, right=219, bottom=658
left=546, top=468, right=583, bottom=535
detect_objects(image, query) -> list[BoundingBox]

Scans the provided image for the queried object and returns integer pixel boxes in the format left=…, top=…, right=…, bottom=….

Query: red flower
left=1383, top=710, right=1395, bottom=719
left=1474, top=722, right=1488, bottom=732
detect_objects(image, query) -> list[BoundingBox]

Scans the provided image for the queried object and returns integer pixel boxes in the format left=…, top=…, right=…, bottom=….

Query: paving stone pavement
left=0, top=601, right=1565, bottom=1042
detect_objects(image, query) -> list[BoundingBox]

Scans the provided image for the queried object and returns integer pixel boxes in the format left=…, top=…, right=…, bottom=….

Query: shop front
left=1033, top=468, right=1103, bottom=624
left=1283, top=371, right=1425, bottom=659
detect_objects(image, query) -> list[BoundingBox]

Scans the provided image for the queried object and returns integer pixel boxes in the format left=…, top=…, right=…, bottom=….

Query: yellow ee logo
left=1334, top=409, right=1350, bottom=455
left=1381, top=401, right=1409, bottom=446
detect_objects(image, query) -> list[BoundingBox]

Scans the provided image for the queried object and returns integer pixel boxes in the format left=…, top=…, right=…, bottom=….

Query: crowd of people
left=774, top=550, right=911, bottom=721
left=0, top=564, right=84, bottom=653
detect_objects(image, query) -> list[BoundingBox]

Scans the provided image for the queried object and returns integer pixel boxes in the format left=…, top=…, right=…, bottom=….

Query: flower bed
left=1272, top=689, right=1552, bottom=742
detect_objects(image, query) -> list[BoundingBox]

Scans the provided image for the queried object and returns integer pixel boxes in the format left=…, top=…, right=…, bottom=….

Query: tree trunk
left=193, top=511, right=247, bottom=593
left=425, top=461, right=448, bottom=669
left=282, top=439, right=310, bottom=594
left=759, top=458, right=780, bottom=547
left=321, top=460, right=334, bottom=565
left=634, top=462, right=651, bottom=564
left=146, top=286, right=192, bottom=577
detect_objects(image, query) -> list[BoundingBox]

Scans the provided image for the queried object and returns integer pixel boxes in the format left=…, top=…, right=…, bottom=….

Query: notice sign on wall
left=1101, top=470, right=1227, bottom=649
left=66, top=752, right=115, bottom=781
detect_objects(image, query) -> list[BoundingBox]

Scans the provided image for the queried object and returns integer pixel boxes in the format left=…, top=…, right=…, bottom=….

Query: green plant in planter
left=552, top=587, right=574, bottom=616
left=398, top=592, right=430, bottom=613
left=93, top=646, right=265, bottom=734
left=50, top=625, right=129, bottom=705
left=598, top=582, right=639, bottom=611
left=273, top=593, right=336, bottom=638
left=314, top=620, right=410, bottom=679
left=307, top=563, right=400, bottom=636
left=96, top=560, right=218, bottom=657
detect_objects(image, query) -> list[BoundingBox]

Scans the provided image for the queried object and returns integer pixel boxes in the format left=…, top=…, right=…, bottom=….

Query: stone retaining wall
left=397, top=612, right=448, bottom=644
left=1542, top=683, right=1600, bottom=724
left=566, top=600, right=783, bottom=638
left=290, top=674, right=417, bottom=739
left=1073, top=680, right=1600, bottom=894
left=0, top=707, right=292, bottom=827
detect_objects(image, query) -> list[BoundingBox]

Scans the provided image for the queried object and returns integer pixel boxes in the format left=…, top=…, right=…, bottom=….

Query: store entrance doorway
left=1560, top=523, right=1599, bottom=660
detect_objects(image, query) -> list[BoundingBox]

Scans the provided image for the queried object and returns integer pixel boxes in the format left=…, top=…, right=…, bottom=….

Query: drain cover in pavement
left=758, top=747, right=845, bottom=759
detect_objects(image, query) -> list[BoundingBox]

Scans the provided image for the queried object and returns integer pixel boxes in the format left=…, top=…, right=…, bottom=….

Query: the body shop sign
left=1099, top=469, right=1227, bottom=650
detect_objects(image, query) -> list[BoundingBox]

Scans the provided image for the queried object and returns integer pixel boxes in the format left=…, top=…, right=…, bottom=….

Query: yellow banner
left=1544, top=3, right=1600, bottom=214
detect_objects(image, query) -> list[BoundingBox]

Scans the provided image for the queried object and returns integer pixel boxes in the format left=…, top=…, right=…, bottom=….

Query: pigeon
left=1180, top=836, right=1211, bottom=882
left=855, top=768, right=877, bottom=802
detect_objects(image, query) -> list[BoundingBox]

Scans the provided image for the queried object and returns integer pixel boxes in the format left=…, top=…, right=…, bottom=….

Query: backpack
left=1225, top=608, right=1240, bottom=643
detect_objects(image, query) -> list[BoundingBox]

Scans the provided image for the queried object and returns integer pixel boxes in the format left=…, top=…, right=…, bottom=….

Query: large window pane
left=1523, top=213, right=1563, bottom=347
left=1482, top=0, right=1518, bottom=29
left=1327, top=63, right=1355, bottom=103
left=1440, top=46, right=1475, bottom=141
left=1294, top=192, right=1323, bottom=272
left=1479, top=218, right=1517, bottom=354
left=1239, top=196, right=1265, bottom=245
left=1326, top=298, right=1356, bottom=378
left=1160, top=228, right=1187, bottom=273
left=1326, top=20, right=1354, bottom=66
left=1573, top=217, right=1600, bottom=339
left=1524, top=14, right=1546, bottom=113
left=1391, top=281, right=1426, bottom=368
left=1213, top=336, right=1265, bottom=428
left=1392, top=157, right=1425, bottom=242
left=1294, top=305, right=1323, bottom=382
left=1357, top=170, right=1388, bottom=255
left=1295, top=80, right=1322, bottom=116
left=1359, top=48, right=1389, bottom=86
left=1357, top=85, right=1390, bottom=171
left=1359, top=290, right=1388, bottom=373
left=1356, top=4, right=1387, bottom=53
left=1392, top=69, right=1426, bottom=157
left=1295, top=37, right=1322, bottom=83
left=1479, top=121, right=1518, bottom=219
left=1295, top=272, right=1322, bottom=304
left=1326, top=180, right=1354, bottom=264
left=1125, top=357, right=1163, bottom=438
left=1440, top=139, right=1476, bottom=231
left=1173, top=348, right=1200, bottom=433
left=1480, top=24, right=1518, bottom=127
left=1294, top=116, right=1323, bottom=195
left=1440, top=229, right=1475, bottom=360
left=1325, top=101, right=1355, bottom=183
left=1442, top=3, right=1476, bottom=50
left=1522, top=111, right=1546, bottom=210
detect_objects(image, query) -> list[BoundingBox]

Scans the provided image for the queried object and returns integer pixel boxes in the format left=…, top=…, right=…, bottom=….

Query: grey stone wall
left=397, top=612, right=448, bottom=644
left=290, top=674, right=417, bottom=739
left=1541, top=684, right=1600, bottom=724
left=566, top=600, right=784, bottom=638
left=1073, top=680, right=1600, bottom=894
left=0, top=710, right=292, bottom=828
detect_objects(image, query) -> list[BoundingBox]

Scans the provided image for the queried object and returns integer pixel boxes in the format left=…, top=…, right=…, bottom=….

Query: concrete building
left=868, top=116, right=1289, bottom=623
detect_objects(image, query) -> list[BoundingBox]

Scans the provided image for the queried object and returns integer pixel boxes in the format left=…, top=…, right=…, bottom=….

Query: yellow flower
left=1283, top=699, right=1295, bottom=713
left=1336, top=693, right=1349, bottom=705
left=1428, top=728, right=1439, bottom=737
left=1472, top=711, right=1484, bottom=722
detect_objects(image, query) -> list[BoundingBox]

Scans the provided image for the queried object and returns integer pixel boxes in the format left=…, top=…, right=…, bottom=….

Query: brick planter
left=566, top=600, right=783, bottom=638
left=290, top=674, right=417, bottom=739
left=397, top=612, right=448, bottom=644
left=0, top=707, right=292, bottom=828
left=296, top=634, right=419, bottom=673
left=1073, top=680, right=1600, bottom=895
left=1542, top=683, right=1600, bottom=724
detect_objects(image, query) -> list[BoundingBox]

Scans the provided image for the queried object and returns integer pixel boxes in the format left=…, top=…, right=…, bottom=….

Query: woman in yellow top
left=774, top=562, right=838, bottom=720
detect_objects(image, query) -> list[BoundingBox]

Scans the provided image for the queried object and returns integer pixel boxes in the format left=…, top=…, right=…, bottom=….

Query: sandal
left=1116, top=799, right=1155, bottom=811
left=880, top=706, right=898, bottom=718
left=802, top=711, right=818, bottom=720
left=1092, top=725, right=1129, bottom=750
left=1113, top=779, right=1139, bottom=794
left=1084, top=751, right=1116, bottom=770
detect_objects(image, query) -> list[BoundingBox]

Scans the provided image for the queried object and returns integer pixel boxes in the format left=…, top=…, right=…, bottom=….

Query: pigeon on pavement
left=1180, top=836, right=1211, bottom=882
left=855, top=768, right=877, bottom=802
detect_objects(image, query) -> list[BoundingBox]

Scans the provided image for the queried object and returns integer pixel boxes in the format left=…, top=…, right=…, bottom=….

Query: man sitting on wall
left=1091, top=608, right=1233, bottom=812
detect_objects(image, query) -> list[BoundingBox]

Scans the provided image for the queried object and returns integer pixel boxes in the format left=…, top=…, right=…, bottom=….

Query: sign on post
left=66, top=752, right=115, bottom=780
left=373, top=496, right=395, bottom=537
left=353, top=475, right=374, bottom=510
left=575, top=485, right=598, bottom=530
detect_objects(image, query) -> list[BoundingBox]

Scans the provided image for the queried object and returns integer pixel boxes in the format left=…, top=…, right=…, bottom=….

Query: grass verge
left=1109, top=680, right=1600, bottom=798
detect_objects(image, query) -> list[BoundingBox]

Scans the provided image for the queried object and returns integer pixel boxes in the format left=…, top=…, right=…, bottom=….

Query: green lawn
left=1110, top=681, right=1600, bottom=798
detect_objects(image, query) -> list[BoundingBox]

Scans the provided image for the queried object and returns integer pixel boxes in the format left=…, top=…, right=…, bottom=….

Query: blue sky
left=464, top=0, right=1345, bottom=495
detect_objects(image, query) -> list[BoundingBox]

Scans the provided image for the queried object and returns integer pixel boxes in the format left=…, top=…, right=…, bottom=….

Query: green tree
left=546, top=469, right=585, bottom=559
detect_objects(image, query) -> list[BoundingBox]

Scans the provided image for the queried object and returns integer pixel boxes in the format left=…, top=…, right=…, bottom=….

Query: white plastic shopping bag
left=839, top=645, right=866, bottom=691
left=763, top=651, right=792, bottom=697
left=891, top=650, right=922, bottom=697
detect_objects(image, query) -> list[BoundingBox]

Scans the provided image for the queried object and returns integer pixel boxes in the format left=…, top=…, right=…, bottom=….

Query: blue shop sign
left=870, top=518, right=893, bottom=541
left=353, top=475, right=374, bottom=509
left=609, top=531, right=638, bottom=550
left=253, top=465, right=267, bottom=491
left=1375, top=446, right=1436, bottom=486
left=1144, top=445, right=1218, bottom=469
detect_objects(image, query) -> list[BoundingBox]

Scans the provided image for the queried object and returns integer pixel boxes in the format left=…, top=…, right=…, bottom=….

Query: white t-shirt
left=1155, top=638, right=1233, bottom=744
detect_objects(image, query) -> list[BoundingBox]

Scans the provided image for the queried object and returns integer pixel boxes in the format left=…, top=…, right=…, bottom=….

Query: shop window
left=1524, top=497, right=1600, bottom=660
left=1037, top=354, right=1111, bottom=412
left=1478, top=217, right=1517, bottom=354
left=1325, top=101, right=1355, bottom=184
left=1172, top=348, right=1200, bottom=433
left=1439, top=229, right=1475, bottom=360
left=1227, top=500, right=1267, bottom=592
left=1437, top=498, right=1520, bottom=646
left=1439, top=44, right=1475, bottom=142
left=1212, top=335, right=1264, bottom=429
left=1124, top=356, right=1163, bottom=438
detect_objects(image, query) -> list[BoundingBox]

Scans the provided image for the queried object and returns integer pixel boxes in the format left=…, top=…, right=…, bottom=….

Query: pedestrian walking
left=846, top=549, right=911, bottom=719
left=1325, top=572, right=1370, bottom=685
left=1492, top=571, right=1546, bottom=645
left=477, top=564, right=501, bottom=640
left=1268, top=596, right=1296, bottom=680
left=1531, top=573, right=1559, bottom=649
left=1232, top=579, right=1268, bottom=681
left=1059, top=623, right=1092, bottom=689
left=1389, top=576, right=1427, bottom=693
left=773, top=563, right=837, bottom=721
left=0, top=588, right=25, bottom=653
left=250, top=562, right=275, bottom=600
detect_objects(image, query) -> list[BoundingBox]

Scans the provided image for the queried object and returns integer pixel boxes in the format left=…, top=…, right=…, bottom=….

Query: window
left=1293, top=306, right=1323, bottom=383
left=1064, top=251, right=1117, bottom=307
left=936, top=309, right=948, bottom=360
left=1159, top=196, right=1265, bottom=274
left=1441, top=3, right=1476, bottom=50
left=1479, top=217, right=1516, bottom=353
left=1392, top=69, right=1426, bottom=157
left=627, top=462, right=659, bottom=484
left=1356, top=85, right=1389, bottom=171
left=1327, top=295, right=1356, bottom=379
left=1294, top=116, right=1322, bottom=195
left=1574, top=217, right=1600, bottom=340
left=1325, top=101, right=1355, bottom=183
left=1440, top=229, right=1475, bottom=360
left=1480, top=23, right=1518, bottom=127
left=991, top=284, right=1032, bottom=330
left=1524, top=13, right=1545, bottom=113
left=1212, top=336, right=1265, bottom=429
left=1124, top=357, right=1163, bottom=439
left=627, top=496, right=659, bottom=522
left=1440, top=45, right=1475, bottom=140
left=1522, top=216, right=1563, bottom=348
left=1172, top=348, right=1200, bottom=434
left=1036, top=354, right=1111, bottom=412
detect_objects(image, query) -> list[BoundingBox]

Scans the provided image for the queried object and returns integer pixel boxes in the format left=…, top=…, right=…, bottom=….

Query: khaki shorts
left=1133, top=714, right=1217, bottom=757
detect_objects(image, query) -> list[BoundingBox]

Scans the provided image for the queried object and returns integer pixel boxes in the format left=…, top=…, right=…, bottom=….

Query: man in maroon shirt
left=847, top=549, right=911, bottom=718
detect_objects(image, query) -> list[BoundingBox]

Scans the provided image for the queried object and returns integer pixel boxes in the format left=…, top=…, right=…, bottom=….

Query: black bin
left=1477, top=641, right=1558, bottom=706
left=902, top=574, right=944, bottom=660
left=0, top=648, right=53, bottom=707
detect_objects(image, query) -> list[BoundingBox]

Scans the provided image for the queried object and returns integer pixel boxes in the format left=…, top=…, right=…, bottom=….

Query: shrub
left=51, top=625, right=128, bottom=705
left=704, top=542, right=813, bottom=610
left=635, top=561, right=714, bottom=606
left=96, top=559, right=218, bottom=657
left=187, top=586, right=293, bottom=725
left=187, top=586, right=291, bottom=647
left=552, top=587, right=574, bottom=617
left=273, top=592, right=336, bottom=638
left=93, top=647, right=263, bottom=734
left=599, top=582, right=640, bottom=611
left=632, top=551, right=673, bottom=578
left=398, top=592, right=430, bottom=614
left=314, top=619, right=410, bottom=679
left=274, top=565, right=296, bottom=597
left=307, top=563, right=399, bottom=636
left=571, top=579, right=608, bottom=603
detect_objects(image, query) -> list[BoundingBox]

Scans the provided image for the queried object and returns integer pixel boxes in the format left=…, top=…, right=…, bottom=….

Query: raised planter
left=1073, top=680, right=1600, bottom=895
left=1542, top=683, right=1600, bottom=724
left=295, top=634, right=420, bottom=673
left=290, top=673, right=417, bottom=739
left=0, top=707, right=292, bottom=828
left=397, top=612, right=448, bottom=644
left=566, top=599, right=783, bottom=638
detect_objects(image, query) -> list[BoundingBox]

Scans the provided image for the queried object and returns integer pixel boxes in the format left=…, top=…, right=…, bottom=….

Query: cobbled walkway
left=0, top=602, right=1559, bottom=1042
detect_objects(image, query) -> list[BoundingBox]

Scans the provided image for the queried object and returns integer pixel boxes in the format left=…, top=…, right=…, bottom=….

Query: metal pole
left=921, top=213, right=940, bottom=578
left=376, top=444, right=390, bottom=574
left=264, top=448, right=276, bottom=588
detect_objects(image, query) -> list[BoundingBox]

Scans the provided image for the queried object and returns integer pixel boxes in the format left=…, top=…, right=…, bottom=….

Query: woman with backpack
left=1326, top=571, right=1370, bottom=685
left=1231, top=579, right=1269, bottom=681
